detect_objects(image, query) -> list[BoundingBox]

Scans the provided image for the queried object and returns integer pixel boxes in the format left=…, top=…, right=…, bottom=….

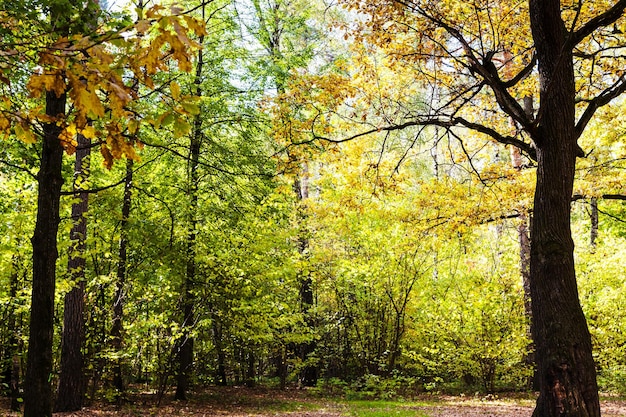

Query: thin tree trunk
left=590, top=197, right=598, bottom=249
left=24, top=89, right=66, bottom=417
left=511, top=142, right=536, bottom=390
left=294, top=164, right=317, bottom=387
left=55, top=133, right=90, bottom=411
left=87, top=283, right=107, bottom=404
left=111, top=158, right=133, bottom=400
left=211, top=315, right=227, bottom=386
left=175, top=37, right=204, bottom=397
left=245, top=350, right=255, bottom=388
left=529, top=1, right=600, bottom=415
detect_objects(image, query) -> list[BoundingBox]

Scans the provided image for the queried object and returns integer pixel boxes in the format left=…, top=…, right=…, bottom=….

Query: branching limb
left=311, top=115, right=537, bottom=161
left=0, top=159, right=38, bottom=181
left=393, top=0, right=534, bottom=131
left=575, top=75, right=626, bottom=138
left=569, top=0, right=626, bottom=46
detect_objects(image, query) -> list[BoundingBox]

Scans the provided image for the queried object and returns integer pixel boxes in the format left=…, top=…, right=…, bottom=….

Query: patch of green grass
left=342, top=399, right=432, bottom=417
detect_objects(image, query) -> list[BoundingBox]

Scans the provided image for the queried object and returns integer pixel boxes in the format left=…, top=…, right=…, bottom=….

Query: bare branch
left=0, top=159, right=38, bottom=181
left=569, top=0, right=626, bottom=47
left=572, top=193, right=626, bottom=201
left=503, top=54, right=537, bottom=88
left=312, top=116, right=537, bottom=161
left=393, top=0, right=535, bottom=132
left=575, top=75, right=626, bottom=137
left=60, top=176, right=127, bottom=196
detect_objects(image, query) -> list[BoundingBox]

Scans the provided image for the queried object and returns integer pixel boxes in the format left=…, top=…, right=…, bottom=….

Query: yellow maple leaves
left=2, top=3, right=206, bottom=169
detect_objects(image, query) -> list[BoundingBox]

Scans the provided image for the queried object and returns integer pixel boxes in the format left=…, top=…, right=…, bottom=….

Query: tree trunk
left=55, top=133, right=90, bottom=411
left=174, top=103, right=200, bottom=402
left=212, top=315, right=227, bottom=386
left=245, top=350, right=256, bottom=388
left=294, top=164, right=318, bottom=387
left=24, top=89, right=66, bottom=417
left=589, top=197, right=598, bottom=249
left=529, top=1, right=600, bottom=415
left=111, top=158, right=133, bottom=400
left=175, top=18, right=205, bottom=399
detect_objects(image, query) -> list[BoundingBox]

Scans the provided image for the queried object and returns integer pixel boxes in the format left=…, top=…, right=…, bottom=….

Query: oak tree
left=331, top=1, right=626, bottom=415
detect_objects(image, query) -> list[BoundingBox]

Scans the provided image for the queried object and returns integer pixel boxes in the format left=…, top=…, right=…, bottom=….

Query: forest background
left=1, top=0, right=626, bottom=416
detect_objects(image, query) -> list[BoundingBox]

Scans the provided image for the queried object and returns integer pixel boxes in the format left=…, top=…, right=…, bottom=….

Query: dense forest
left=1, top=1, right=626, bottom=417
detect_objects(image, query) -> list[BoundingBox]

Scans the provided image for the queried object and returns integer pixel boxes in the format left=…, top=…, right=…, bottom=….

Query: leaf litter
left=2, top=388, right=626, bottom=416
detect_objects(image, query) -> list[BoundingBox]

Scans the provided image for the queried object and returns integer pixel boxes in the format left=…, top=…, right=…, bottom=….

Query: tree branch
left=569, top=0, right=626, bottom=46
left=572, top=193, right=626, bottom=201
left=312, top=116, right=537, bottom=161
left=394, top=0, right=535, bottom=132
left=575, top=75, right=626, bottom=138
left=0, top=159, right=38, bottom=181
left=503, top=54, right=537, bottom=88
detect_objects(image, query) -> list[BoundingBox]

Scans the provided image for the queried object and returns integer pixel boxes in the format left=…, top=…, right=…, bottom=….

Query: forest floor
left=2, top=387, right=626, bottom=416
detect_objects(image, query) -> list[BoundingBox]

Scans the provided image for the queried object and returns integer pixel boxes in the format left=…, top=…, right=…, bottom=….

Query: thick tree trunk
left=531, top=145, right=599, bottom=417
left=111, top=158, right=133, bottom=400
left=24, top=90, right=66, bottom=417
left=55, top=133, right=90, bottom=411
left=529, top=1, right=600, bottom=415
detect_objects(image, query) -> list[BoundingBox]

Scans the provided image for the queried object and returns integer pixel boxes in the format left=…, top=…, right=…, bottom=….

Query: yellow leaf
left=173, top=116, right=191, bottom=138
left=171, top=81, right=181, bottom=101
left=15, top=122, right=36, bottom=144
left=59, top=124, right=78, bottom=154
left=0, top=113, right=10, bottom=134
left=181, top=99, right=200, bottom=115
left=128, top=119, right=139, bottom=135
left=183, top=15, right=208, bottom=37
left=81, top=125, right=96, bottom=139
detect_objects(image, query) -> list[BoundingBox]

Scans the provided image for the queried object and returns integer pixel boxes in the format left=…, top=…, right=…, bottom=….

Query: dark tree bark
left=528, top=1, right=600, bottom=415
left=245, top=350, right=256, bottom=388
left=55, top=133, right=90, bottom=412
left=23, top=89, right=66, bottom=417
left=211, top=314, right=227, bottom=386
left=174, top=14, right=207, bottom=399
left=110, top=158, right=133, bottom=400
